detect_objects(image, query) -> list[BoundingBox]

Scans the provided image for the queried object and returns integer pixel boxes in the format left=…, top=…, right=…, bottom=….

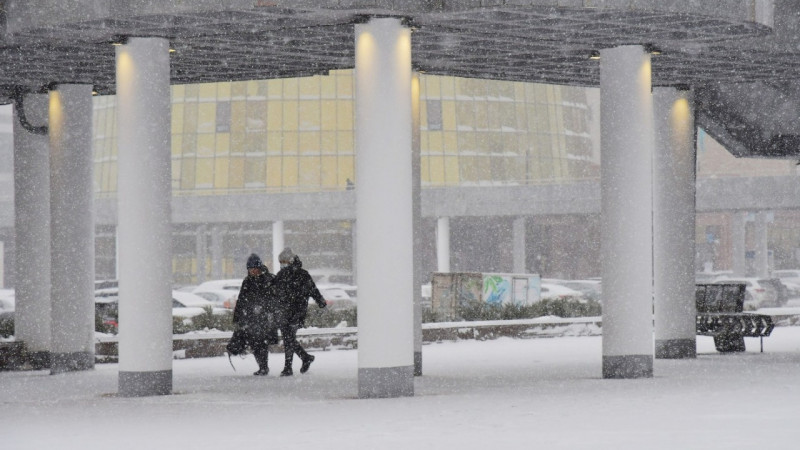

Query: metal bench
left=695, top=283, right=774, bottom=352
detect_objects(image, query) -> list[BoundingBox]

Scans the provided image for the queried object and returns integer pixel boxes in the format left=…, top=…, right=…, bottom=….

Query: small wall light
left=589, top=50, right=601, bottom=60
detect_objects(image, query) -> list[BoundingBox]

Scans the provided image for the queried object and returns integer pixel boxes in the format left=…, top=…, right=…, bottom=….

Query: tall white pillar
left=13, top=93, right=52, bottom=368
left=411, top=72, right=423, bottom=376
left=731, top=211, right=747, bottom=277
left=436, top=216, right=451, bottom=273
left=49, top=84, right=95, bottom=374
left=272, top=220, right=284, bottom=274
left=354, top=17, right=414, bottom=398
left=116, top=37, right=173, bottom=396
left=600, top=45, right=654, bottom=378
left=754, top=211, right=769, bottom=278
left=653, top=87, right=696, bottom=359
left=196, top=225, right=207, bottom=284
left=512, top=217, right=527, bottom=273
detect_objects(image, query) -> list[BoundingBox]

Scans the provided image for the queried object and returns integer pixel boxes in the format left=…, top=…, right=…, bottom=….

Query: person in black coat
left=231, top=253, right=277, bottom=376
left=272, top=247, right=327, bottom=376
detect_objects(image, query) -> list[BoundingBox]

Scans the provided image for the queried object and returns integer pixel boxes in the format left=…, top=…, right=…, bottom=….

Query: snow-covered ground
left=2, top=328, right=800, bottom=449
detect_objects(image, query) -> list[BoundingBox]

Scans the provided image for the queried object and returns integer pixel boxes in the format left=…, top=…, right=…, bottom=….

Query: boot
left=280, top=367, right=293, bottom=377
left=254, top=349, right=269, bottom=376
left=300, top=354, right=315, bottom=374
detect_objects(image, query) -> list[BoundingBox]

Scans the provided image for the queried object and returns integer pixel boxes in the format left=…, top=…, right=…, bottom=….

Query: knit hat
left=246, top=253, right=262, bottom=269
left=278, top=247, right=296, bottom=263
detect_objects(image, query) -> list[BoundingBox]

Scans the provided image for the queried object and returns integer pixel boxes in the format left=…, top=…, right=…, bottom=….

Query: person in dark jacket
left=231, top=253, right=277, bottom=376
left=272, top=247, right=327, bottom=376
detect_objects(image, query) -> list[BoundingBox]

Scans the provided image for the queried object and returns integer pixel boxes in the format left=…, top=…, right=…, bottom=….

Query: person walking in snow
left=272, top=247, right=327, bottom=376
left=229, top=253, right=277, bottom=376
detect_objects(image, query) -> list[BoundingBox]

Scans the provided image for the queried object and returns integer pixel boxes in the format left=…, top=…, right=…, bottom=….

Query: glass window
left=427, top=100, right=442, bottom=131
left=216, top=102, right=231, bottom=132
left=245, top=156, right=266, bottom=187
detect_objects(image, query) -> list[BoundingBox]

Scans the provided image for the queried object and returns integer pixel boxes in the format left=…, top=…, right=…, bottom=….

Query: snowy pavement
left=2, top=328, right=800, bottom=449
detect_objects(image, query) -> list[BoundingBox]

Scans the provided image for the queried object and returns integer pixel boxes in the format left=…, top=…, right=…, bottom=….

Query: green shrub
left=0, top=316, right=13, bottom=338
left=427, top=297, right=602, bottom=323
left=304, top=305, right=357, bottom=328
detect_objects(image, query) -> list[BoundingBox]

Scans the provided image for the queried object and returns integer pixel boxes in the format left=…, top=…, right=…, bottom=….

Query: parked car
left=539, top=283, right=587, bottom=302
left=712, top=277, right=782, bottom=309
left=771, top=270, right=800, bottom=296
left=542, top=279, right=601, bottom=303
left=171, top=291, right=231, bottom=319
left=192, top=279, right=242, bottom=293
left=94, top=288, right=231, bottom=332
left=0, top=290, right=15, bottom=336
left=193, top=289, right=238, bottom=309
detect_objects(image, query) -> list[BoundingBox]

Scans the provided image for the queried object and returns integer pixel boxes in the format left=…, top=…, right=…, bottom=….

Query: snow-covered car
left=192, top=279, right=242, bottom=293
left=94, top=288, right=231, bottom=330
left=542, top=279, right=601, bottom=303
left=0, top=290, right=15, bottom=335
left=171, top=291, right=232, bottom=318
left=712, top=277, right=782, bottom=309
left=193, top=289, right=238, bottom=309
left=316, top=283, right=357, bottom=310
left=539, top=283, right=586, bottom=302
left=772, top=270, right=800, bottom=296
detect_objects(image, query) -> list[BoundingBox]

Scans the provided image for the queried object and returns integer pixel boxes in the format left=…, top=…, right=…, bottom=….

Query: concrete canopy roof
left=0, top=0, right=793, bottom=102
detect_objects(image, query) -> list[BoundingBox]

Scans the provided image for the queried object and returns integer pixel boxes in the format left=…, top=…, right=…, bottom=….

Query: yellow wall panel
left=199, top=83, right=217, bottom=100
left=299, top=156, right=321, bottom=187
left=181, top=158, right=196, bottom=189
left=299, top=131, right=320, bottom=154
left=283, top=101, right=298, bottom=130
left=217, top=82, right=231, bottom=100
left=244, top=156, right=266, bottom=186
left=267, top=79, right=282, bottom=99
left=215, top=133, right=230, bottom=155
left=282, top=156, right=299, bottom=186
left=321, top=131, right=336, bottom=154
left=228, top=157, right=244, bottom=188
left=283, top=78, right=298, bottom=99
left=266, top=156, right=282, bottom=188
left=321, top=155, right=337, bottom=188
left=337, top=131, right=353, bottom=153
left=444, top=132, right=458, bottom=154
left=197, top=103, right=216, bottom=133
left=321, top=100, right=336, bottom=131
left=171, top=104, right=184, bottom=135
left=336, top=71, right=353, bottom=98
left=429, top=156, right=444, bottom=185
left=321, top=75, right=336, bottom=99
left=195, top=158, right=214, bottom=188
left=267, top=101, right=283, bottom=129
left=444, top=156, right=460, bottom=185
left=442, top=100, right=456, bottom=131
left=299, top=77, right=319, bottom=98
left=283, top=131, right=298, bottom=154
left=337, top=101, right=353, bottom=130
left=337, top=156, right=354, bottom=186
left=197, top=133, right=215, bottom=157
left=214, top=158, right=229, bottom=188
left=231, top=101, right=246, bottom=133
left=266, top=132, right=282, bottom=155
left=299, top=101, right=320, bottom=130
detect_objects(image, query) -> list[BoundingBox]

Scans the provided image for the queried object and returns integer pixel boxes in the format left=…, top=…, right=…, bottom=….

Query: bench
left=695, top=283, right=774, bottom=352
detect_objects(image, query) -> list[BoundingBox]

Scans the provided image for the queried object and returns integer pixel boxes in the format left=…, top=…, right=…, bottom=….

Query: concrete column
left=195, top=225, right=207, bottom=284
left=653, top=87, right=697, bottom=359
left=754, top=211, right=769, bottom=278
left=210, top=225, right=223, bottom=279
left=411, top=72, right=423, bottom=376
left=731, top=211, right=747, bottom=277
left=351, top=221, right=357, bottom=286
left=13, top=93, right=51, bottom=368
left=49, top=84, right=95, bottom=374
left=436, top=216, right=450, bottom=273
left=272, top=220, right=284, bottom=274
left=116, top=37, right=172, bottom=396
left=354, top=17, right=414, bottom=398
left=600, top=45, right=654, bottom=378
left=512, top=217, right=527, bottom=273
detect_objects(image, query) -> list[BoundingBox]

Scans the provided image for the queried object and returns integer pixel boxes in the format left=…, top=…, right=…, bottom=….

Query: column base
left=358, top=365, right=414, bottom=398
left=414, top=351, right=422, bottom=376
left=655, top=339, right=696, bottom=359
left=602, top=354, right=653, bottom=379
left=50, top=352, right=94, bottom=374
left=119, top=370, right=172, bottom=397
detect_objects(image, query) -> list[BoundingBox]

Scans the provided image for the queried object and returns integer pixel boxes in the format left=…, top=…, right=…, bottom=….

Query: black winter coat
left=233, top=269, right=275, bottom=338
left=272, top=257, right=326, bottom=327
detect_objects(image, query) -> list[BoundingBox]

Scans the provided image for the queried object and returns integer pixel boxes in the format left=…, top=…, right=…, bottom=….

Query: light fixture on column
left=675, top=83, right=691, bottom=91
left=589, top=50, right=601, bottom=60
left=110, top=35, right=128, bottom=46
left=644, top=44, right=662, bottom=55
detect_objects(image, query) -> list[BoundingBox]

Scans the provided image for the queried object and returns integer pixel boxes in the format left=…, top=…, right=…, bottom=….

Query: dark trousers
left=280, top=323, right=309, bottom=369
left=246, top=333, right=272, bottom=370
